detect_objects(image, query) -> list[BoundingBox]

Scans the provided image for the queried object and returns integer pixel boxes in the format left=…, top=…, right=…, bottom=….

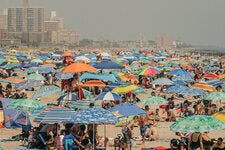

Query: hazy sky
left=1, top=0, right=225, bottom=46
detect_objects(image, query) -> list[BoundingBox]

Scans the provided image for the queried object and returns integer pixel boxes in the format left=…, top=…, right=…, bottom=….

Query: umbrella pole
left=93, top=124, right=95, bottom=150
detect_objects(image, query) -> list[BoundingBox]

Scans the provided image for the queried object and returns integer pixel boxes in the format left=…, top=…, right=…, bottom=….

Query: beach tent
left=2, top=98, right=31, bottom=129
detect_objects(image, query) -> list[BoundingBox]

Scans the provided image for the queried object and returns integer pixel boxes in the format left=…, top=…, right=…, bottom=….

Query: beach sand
left=0, top=87, right=225, bottom=150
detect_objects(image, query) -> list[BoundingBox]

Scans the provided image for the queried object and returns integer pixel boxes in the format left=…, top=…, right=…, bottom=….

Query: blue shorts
left=140, top=125, right=148, bottom=137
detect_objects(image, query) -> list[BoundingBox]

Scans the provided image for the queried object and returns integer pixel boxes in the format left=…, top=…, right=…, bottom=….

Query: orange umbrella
left=61, top=51, right=74, bottom=57
left=61, top=62, right=97, bottom=73
left=80, top=80, right=106, bottom=87
left=119, top=73, right=139, bottom=84
left=191, top=82, right=217, bottom=92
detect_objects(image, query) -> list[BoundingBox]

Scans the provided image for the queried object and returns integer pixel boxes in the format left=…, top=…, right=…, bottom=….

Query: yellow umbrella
left=112, top=84, right=138, bottom=94
left=118, top=73, right=139, bottom=84
left=212, top=111, right=225, bottom=124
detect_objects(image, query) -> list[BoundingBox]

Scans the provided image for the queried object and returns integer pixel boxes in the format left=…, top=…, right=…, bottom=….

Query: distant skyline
left=1, top=0, right=225, bottom=46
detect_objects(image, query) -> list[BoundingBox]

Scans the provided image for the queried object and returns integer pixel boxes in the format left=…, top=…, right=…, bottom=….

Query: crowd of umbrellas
left=0, top=48, right=225, bottom=149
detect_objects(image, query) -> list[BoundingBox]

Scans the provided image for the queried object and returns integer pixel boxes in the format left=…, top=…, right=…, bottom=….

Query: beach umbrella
left=61, top=52, right=74, bottom=57
left=141, top=96, right=168, bottom=105
left=57, top=93, right=80, bottom=102
left=132, top=86, right=147, bottom=95
left=168, top=69, right=192, bottom=77
left=24, top=67, right=37, bottom=74
left=7, top=98, right=44, bottom=112
left=31, top=58, right=43, bottom=64
left=203, top=73, right=219, bottom=79
left=61, top=62, right=97, bottom=73
left=0, top=77, right=23, bottom=84
left=38, top=67, right=55, bottom=74
left=137, top=67, right=160, bottom=76
left=26, top=73, right=45, bottom=81
left=212, top=110, right=225, bottom=124
left=172, top=75, right=194, bottom=83
left=164, top=85, right=190, bottom=93
left=191, top=83, right=217, bottom=92
left=170, top=115, right=225, bottom=132
left=95, top=91, right=122, bottom=101
left=15, top=79, right=43, bottom=90
left=80, top=80, right=106, bottom=87
left=203, top=92, right=225, bottom=101
left=32, top=85, right=61, bottom=99
left=118, top=73, right=139, bottom=84
left=93, top=60, right=125, bottom=69
left=109, top=102, right=146, bottom=117
left=151, top=77, right=173, bottom=85
left=55, top=72, right=74, bottom=80
left=178, top=88, right=207, bottom=96
left=71, top=107, right=118, bottom=149
left=71, top=107, right=118, bottom=124
left=67, top=100, right=100, bottom=110
left=112, top=84, right=138, bottom=94
left=33, top=107, right=76, bottom=123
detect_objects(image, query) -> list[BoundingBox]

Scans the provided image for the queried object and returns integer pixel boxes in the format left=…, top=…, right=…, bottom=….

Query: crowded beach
left=0, top=48, right=225, bottom=150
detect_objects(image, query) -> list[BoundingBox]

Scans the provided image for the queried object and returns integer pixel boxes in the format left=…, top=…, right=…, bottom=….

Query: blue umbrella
left=109, top=102, right=146, bottom=117
left=95, top=91, right=122, bottom=101
left=172, top=75, right=194, bottom=83
left=38, top=67, right=55, bottom=74
left=178, top=88, right=207, bottom=96
left=34, top=107, right=76, bottom=123
left=55, top=72, right=74, bottom=80
left=15, top=79, right=43, bottom=90
left=168, top=69, right=192, bottom=77
left=93, top=60, right=125, bottom=69
left=164, top=85, right=190, bottom=93
left=71, top=108, right=118, bottom=124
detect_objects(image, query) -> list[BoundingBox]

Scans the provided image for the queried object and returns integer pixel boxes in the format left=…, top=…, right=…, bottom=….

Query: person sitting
left=165, top=108, right=176, bottom=122
left=63, top=129, right=84, bottom=150
left=212, top=137, right=225, bottom=150
left=145, top=122, right=159, bottom=141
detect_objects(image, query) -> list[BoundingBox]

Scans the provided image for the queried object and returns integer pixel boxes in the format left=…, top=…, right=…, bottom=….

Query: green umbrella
left=170, top=115, right=225, bottom=133
left=32, top=85, right=62, bottom=99
left=203, top=92, right=225, bottom=101
left=141, top=96, right=167, bottom=105
left=133, top=86, right=147, bottom=95
left=26, top=73, right=45, bottom=81
left=7, top=98, right=44, bottom=112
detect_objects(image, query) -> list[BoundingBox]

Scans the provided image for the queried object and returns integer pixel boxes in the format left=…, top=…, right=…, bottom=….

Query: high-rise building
left=7, top=7, right=44, bottom=33
left=23, top=0, right=29, bottom=8
left=156, top=35, right=173, bottom=49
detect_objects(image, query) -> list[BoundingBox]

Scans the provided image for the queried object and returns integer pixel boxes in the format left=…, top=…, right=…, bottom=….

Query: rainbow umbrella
left=137, top=67, right=160, bottom=76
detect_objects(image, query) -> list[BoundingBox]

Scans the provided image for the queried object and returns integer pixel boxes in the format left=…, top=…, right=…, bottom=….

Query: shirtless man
left=145, top=122, right=159, bottom=141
